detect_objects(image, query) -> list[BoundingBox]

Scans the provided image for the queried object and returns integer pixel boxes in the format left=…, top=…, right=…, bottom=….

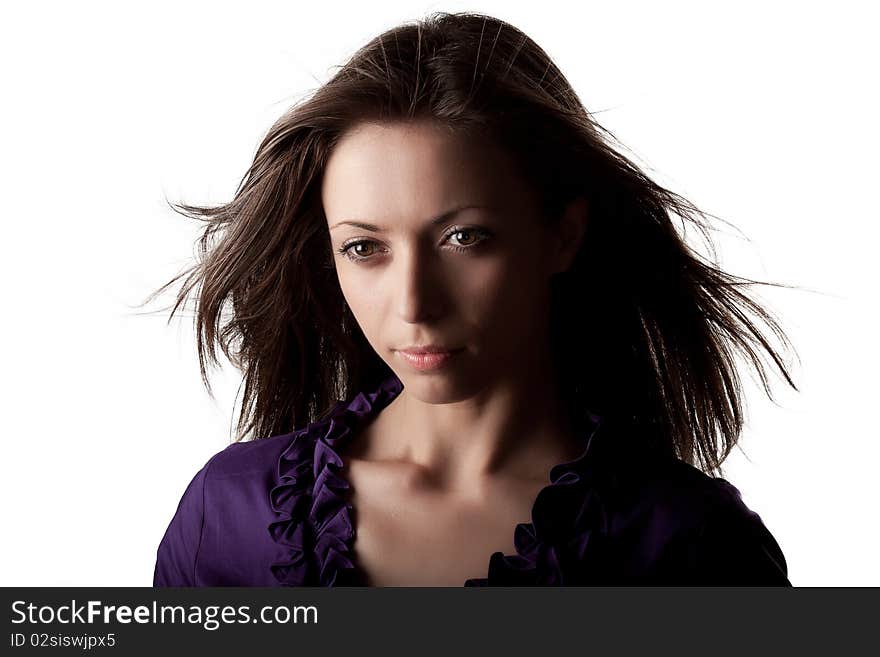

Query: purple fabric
left=153, top=373, right=791, bottom=586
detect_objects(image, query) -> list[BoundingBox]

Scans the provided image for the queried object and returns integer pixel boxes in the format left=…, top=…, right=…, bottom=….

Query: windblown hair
left=144, top=12, right=799, bottom=476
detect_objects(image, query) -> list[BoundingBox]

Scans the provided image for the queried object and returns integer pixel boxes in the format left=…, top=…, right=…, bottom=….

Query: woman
left=150, top=12, right=796, bottom=586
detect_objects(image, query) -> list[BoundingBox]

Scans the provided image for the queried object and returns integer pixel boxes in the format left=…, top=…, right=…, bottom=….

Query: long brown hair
left=141, top=12, right=800, bottom=476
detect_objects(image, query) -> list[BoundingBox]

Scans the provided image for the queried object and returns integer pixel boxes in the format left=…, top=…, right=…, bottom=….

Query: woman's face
left=321, top=120, right=577, bottom=403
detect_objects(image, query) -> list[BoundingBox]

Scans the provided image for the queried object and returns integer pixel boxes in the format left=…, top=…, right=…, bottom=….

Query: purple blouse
left=153, top=373, right=791, bottom=586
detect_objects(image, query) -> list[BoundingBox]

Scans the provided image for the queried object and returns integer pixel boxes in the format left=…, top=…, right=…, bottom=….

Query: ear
left=549, top=196, right=589, bottom=275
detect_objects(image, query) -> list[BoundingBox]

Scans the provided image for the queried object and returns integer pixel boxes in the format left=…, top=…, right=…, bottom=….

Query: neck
left=370, top=344, right=581, bottom=496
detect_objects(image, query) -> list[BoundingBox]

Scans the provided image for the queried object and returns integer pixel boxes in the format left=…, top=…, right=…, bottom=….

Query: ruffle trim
left=468, top=409, right=615, bottom=586
left=267, top=374, right=403, bottom=586
left=268, top=372, right=630, bottom=586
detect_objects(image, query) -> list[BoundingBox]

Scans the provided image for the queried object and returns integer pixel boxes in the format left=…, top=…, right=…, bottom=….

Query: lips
left=395, top=347, right=464, bottom=372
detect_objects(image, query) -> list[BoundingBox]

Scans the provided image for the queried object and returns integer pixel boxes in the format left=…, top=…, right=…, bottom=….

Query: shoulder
left=203, top=431, right=302, bottom=483
left=606, top=457, right=791, bottom=585
left=176, top=431, right=312, bottom=506
left=633, top=458, right=778, bottom=538
left=623, top=458, right=751, bottom=527
left=196, top=429, right=332, bottom=521
left=153, top=430, right=318, bottom=587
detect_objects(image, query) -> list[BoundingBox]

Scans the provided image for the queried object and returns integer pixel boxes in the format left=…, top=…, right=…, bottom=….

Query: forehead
left=321, top=120, right=535, bottom=226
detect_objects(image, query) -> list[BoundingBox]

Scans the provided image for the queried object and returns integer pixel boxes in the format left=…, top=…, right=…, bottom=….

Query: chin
left=395, top=369, right=481, bottom=405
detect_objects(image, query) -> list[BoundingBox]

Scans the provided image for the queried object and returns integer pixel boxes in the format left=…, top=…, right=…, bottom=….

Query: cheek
left=454, top=256, right=550, bottom=337
left=336, top=269, right=382, bottom=334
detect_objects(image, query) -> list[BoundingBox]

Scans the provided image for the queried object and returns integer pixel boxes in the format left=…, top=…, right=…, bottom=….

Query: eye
left=444, top=226, right=492, bottom=251
left=350, top=242, right=377, bottom=257
left=337, top=226, right=492, bottom=264
left=337, top=240, right=384, bottom=262
left=448, top=229, right=480, bottom=247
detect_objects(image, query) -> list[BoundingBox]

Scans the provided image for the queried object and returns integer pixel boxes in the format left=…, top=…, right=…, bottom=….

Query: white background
left=1, top=0, right=876, bottom=586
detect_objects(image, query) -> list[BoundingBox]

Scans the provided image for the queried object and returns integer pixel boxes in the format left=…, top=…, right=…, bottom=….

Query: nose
left=395, top=241, right=445, bottom=324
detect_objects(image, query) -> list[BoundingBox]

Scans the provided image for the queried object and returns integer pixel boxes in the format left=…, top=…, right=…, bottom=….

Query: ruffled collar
left=267, top=373, right=632, bottom=586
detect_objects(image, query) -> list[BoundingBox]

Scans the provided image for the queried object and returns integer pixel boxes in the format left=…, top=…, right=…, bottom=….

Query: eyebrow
left=328, top=205, right=491, bottom=232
